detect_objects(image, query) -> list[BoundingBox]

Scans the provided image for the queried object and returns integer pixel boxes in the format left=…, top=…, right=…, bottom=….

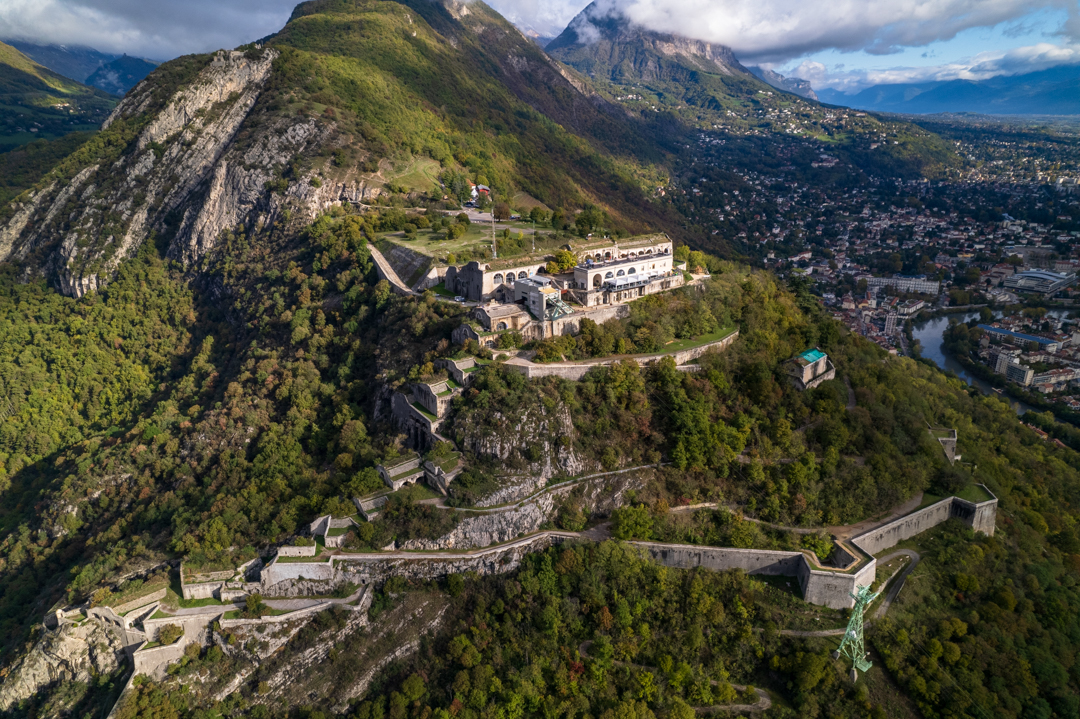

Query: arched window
left=617, top=270, right=625, bottom=277
left=629, top=251, right=636, bottom=257
left=646, top=248, right=653, bottom=254
left=605, top=272, right=614, bottom=279
left=536, top=267, right=544, bottom=275
left=593, top=274, right=602, bottom=288
left=493, top=273, right=504, bottom=285
left=497, top=322, right=508, bottom=331
left=507, top=275, right=515, bottom=284
left=664, top=247, right=670, bottom=253
left=628, top=267, right=636, bottom=274
left=604, top=252, right=612, bottom=260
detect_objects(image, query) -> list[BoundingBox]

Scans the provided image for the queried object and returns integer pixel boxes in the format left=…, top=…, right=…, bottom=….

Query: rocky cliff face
left=0, top=48, right=351, bottom=297
left=749, top=66, right=819, bottom=100
left=0, top=620, right=125, bottom=710
left=546, top=2, right=750, bottom=81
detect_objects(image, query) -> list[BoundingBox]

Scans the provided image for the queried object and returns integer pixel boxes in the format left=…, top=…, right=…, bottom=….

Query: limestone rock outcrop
left=0, top=48, right=341, bottom=297
left=0, top=621, right=124, bottom=710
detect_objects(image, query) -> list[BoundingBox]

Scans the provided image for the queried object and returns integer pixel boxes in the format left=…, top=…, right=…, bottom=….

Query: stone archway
left=497, top=322, right=508, bottom=331
left=593, top=274, right=602, bottom=288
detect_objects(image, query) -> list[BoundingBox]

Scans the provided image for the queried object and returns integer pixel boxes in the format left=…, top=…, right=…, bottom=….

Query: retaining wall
left=851, top=488, right=997, bottom=557
left=632, top=542, right=873, bottom=610
left=507, top=331, right=739, bottom=381
left=278, top=544, right=318, bottom=558
left=133, top=641, right=188, bottom=679
left=219, top=601, right=333, bottom=629
left=113, top=588, right=167, bottom=615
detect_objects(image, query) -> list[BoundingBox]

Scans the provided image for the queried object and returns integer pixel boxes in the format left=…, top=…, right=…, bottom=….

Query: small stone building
left=787, top=348, right=836, bottom=390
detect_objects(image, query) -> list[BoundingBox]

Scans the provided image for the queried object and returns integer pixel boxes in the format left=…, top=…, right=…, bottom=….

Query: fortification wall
left=507, top=332, right=739, bottom=381
left=801, top=562, right=876, bottom=609
left=278, top=544, right=317, bottom=558
left=262, top=559, right=336, bottom=588
left=852, top=498, right=955, bottom=556
left=632, top=542, right=875, bottom=610
left=260, top=533, right=572, bottom=596
left=133, top=642, right=188, bottom=679
left=219, top=601, right=337, bottom=629
left=113, top=588, right=167, bottom=615
left=181, top=582, right=221, bottom=600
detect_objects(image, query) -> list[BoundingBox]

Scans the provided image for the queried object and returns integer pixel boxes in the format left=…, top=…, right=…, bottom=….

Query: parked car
left=454, top=296, right=466, bottom=303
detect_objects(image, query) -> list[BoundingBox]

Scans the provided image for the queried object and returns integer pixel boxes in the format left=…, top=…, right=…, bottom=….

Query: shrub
left=158, top=624, right=183, bottom=644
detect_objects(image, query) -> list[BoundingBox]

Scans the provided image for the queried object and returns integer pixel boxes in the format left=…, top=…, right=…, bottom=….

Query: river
left=911, top=312, right=1036, bottom=416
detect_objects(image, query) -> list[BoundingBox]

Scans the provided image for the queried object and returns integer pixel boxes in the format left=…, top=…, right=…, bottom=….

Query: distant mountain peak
left=749, top=66, right=818, bottom=100
left=546, top=1, right=747, bottom=80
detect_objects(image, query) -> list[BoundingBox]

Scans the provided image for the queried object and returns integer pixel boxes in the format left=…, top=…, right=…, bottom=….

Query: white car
left=454, top=296, right=466, bottom=303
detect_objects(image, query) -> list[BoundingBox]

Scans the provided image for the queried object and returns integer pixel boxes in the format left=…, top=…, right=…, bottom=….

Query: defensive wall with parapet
left=634, top=485, right=997, bottom=609
left=506, top=331, right=740, bottom=382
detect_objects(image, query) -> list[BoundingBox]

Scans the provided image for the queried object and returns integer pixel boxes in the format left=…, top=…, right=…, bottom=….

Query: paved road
left=873, top=549, right=920, bottom=620
left=158, top=587, right=369, bottom=617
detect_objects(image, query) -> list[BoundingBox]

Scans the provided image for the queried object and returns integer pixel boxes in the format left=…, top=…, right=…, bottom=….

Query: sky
left=1, top=0, right=1078, bottom=92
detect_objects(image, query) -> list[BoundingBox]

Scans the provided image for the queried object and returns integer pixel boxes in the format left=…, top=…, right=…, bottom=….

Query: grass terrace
left=657, top=327, right=737, bottom=355
left=411, top=403, right=438, bottom=421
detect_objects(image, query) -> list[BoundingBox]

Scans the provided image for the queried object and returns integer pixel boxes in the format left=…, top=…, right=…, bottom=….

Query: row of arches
left=581, top=247, right=669, bottom=263
left=492, top=267, right=543, bottom=286
left=591, top=267, right=639, bottom=287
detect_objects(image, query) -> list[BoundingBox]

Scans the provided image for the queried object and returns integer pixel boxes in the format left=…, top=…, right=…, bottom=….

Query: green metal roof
left=800, top=348, right=826, bottom=364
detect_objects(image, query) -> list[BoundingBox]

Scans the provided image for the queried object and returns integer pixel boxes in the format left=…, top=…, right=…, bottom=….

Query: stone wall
left=133, top=641, right=188, bottom=679
left=278, top=544, right=317, bottom=558
left=259, top=532, right=575, bottom=596
left=182, top=581, right=221, bottom=600
left=851, top=489, right=998, bottom=557
left=631, top=542, right=874, bottom=610
left=507, top=331, right=739, bottom=380
left=112, top=588, right=167, bottom=615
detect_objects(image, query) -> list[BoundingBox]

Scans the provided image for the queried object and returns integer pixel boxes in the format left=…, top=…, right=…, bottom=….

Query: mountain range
left=817, top=64, right=1080, bottom=115
left=5, top=40, right=157, bottom=96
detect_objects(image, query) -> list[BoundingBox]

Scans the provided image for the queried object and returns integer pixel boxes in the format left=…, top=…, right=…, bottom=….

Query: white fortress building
left=450, top=234, right=685, bottom=345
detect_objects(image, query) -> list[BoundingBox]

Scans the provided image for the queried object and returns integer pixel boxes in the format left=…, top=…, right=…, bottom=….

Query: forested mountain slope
left=0, top=0, right=680, bottom=299
left=0, top=2, right=1076, bottom=719
left=0, top=41, right=115, bottom=151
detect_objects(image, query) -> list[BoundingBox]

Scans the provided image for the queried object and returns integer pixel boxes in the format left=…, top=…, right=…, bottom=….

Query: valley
left=0, top=2, right=1078, bottom=719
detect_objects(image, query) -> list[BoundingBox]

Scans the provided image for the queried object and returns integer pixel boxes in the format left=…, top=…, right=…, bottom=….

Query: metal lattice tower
left=835, top=585, right=879, bottom=680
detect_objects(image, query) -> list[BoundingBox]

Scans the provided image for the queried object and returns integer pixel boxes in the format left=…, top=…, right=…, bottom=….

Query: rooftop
left=797, top=348, right=827, bottom=365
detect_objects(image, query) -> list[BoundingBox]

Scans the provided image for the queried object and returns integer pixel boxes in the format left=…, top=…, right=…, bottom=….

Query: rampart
left=112, top=588, right=167, bottom=615
left=507, top=331, right=739, bottom=381
left=631, top=543, right=871, bottom=610
left=851, top=487, right=997, bottom=556
left=277, top=544, right=318, bottom=557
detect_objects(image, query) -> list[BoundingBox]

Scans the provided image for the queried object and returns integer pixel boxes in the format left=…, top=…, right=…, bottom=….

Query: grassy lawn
left=653, top=326, right=736, bottom=355
left=275, top=553, right=332, bottom=563
left=411, top=402, right=438, bottom=421
left=385, top=157, right=441, bottom=193
left=929, top=428, right=955, bottom=439
left=327, top=527, right=350, bottom=537
left=918, top=484, right=992, bottom=508
left=431, top=281, right=456, bottom=298
left=956, top=484, right=994, bottom=503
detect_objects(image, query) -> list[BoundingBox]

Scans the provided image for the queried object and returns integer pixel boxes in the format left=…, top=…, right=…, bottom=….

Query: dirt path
left=845, top=376, right=856, bottom=411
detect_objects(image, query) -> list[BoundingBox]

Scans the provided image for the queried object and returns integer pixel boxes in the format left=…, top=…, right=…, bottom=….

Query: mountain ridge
left=819, top=64, right=1080, bottom=115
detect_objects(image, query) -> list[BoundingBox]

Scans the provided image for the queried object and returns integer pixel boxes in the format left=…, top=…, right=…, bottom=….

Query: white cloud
left=573, top=0, right=1080, bottom=63
left=789, top=42, right=1080, bottom=92
left=0, top=0, right=296, bottom=59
